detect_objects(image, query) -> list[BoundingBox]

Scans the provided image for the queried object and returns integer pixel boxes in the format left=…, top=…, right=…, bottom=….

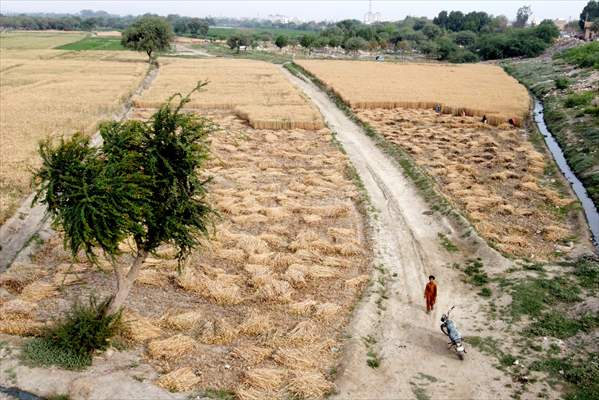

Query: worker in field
left=424, top=275, right=437, bottom=313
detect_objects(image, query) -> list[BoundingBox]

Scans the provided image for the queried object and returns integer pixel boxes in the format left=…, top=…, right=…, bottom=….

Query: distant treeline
left=0, top=6, right=581, bottom=62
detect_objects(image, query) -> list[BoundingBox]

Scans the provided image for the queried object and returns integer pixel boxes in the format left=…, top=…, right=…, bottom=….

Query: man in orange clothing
left=424, top=275, right=437, bottom=313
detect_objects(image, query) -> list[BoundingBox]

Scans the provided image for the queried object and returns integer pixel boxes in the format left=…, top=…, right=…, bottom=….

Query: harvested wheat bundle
left=345, top=275, right=370, bottom=290
left=259, top=233, right=288, bottom=249
left=287, top=320, right=320, bottom=344
left=327, top=227, right=356, bottom=243
left=136, top=269, right=168, bottom=287
left=19, top=281, right=57, bottom=302
left=247, top=252, right=275, bottom=266
left=287, top=370, right=335, bottom=399
left=271, top=253, right=300, bottom=270
left=237, top=234, right=270, bottom=255
left=200, top=319, right=239, bottom=345
left=156, top=367, right=201, bottom=392
left=0, top=263, right=46, bottom=293
left=302, top=214, right=322, bottom=225
left=175, top=267, right=205, bottom=293
left=0, top=299, right=37, bottom=319
left=543, top=225, right=569, bottom=242
left=288, top=299, right=318, bottom=316
left=334, top=242, right=363, bottom=257
left=121, top=310, right=162, bottom=343
left=204, top=276, right=243, bottom=305
left=256, top=276, right=294, bottom=303
left=243, top=368, right=288, bottom=390
left=231, top=345, right=273, bottom=365
left=232, top=214, right=269, bottom=224
left=314, top=303, right=342, bottom=321
left=239, top=312, right=274, bottom=336
left=236, top=386, right=280, bottom=400
left=283, top=264, right=307, bottom=287
left=0, top=320, right=45, bottom=336
left=273, top=346, right=323, bottom=370
left=218, top=249, right=247, bottom=264
left=262, top=207, right=291, bottom=221
left=310, top=204, right=352, bottom=218
left=162, top=310, right=204, bottom=331
left=147, top=334, right=197, bottom=360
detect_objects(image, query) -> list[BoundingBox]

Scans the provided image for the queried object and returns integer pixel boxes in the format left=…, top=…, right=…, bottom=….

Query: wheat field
left=135, top=58, right=324, bottom=130
left=0, top=113, right=370, bottom=398
left=0, top=31, right=86, bottom=50
left=296, top=60, right=530, bottom=126
left=0, top=52, right=148, bottom=224
left=358, top=108, right=578, bottom=258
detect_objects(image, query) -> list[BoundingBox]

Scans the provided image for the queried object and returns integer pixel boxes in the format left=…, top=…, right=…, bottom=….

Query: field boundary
left=0, top=65, right=159, bottom=272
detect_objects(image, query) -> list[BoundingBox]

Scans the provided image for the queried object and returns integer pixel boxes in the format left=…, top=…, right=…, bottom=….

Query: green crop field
left=56, top=36, right=126, bottom=51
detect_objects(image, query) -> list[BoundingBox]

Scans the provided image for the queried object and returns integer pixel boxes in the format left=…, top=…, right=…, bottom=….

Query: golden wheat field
left=135, top=58, right=324, bottom=130
left=0, top=31, right=86, bottom=50
left=0, top=51, right=148, bottom=224
left=0, top=113, right=370, bottom=398
left=357, top=108, right=577, bottom=258
left=296, top=60, right=530, bottom=125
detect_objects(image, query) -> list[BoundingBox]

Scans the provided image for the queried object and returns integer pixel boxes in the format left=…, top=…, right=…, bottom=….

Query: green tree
left=580, top=1, right=599, bottom=30
left=226, top=33, right=252, bottom=53
left=453, top=30, right=477, bottom=46
left=187, top=17, right=209, bottom=37
left=514, top=5, right=532, bottom=28
left=33, top=83, right=215, bottom=316
left=343, top=36, right=368, bottom=52
left=534, top=20, right=560, bottom=43
left=275, top=34, right=289, bottom=49
left=299, top=33, right=317, bottom=49
left=422, top=23, right=442, bottom=39
left=121, top=15, right=173, bottom=63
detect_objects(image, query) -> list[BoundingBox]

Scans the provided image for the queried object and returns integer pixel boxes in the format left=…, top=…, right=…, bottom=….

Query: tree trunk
left=146, top=49, right=153, bottom=63
left=106, top=249, right=148, bottom=316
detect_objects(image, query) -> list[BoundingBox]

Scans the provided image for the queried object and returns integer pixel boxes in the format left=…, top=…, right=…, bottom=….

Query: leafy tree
left=187, top=17, right=209, bottom=37
left=275, top=34, right=289, bottom=49
left=33, top=83, right=215, bottom=316
left=226, top=33, right=252, bottom=52
left=580, top=1, right=599, bottom=30
left=433, top=11, right=449, bottom=29
left=121, top=15, right=173, bottom=62
left=299, top=33, right=317, bottom=49
left=343, top=36, right=368, bottom=52
left=514, top=5, right=532, bottom=28
left=453, top=30, right=477, bottom=46
left=435, top=37, right=459, bottom=59
left=422, top=23, right=442, bottom=39
left=314, top=36, right=330, bottom=49
left=533, top=20, right=560, bottom=43
left=328, top=35, right=344, bottom=48
left=447, top=11, right=465, bottom=32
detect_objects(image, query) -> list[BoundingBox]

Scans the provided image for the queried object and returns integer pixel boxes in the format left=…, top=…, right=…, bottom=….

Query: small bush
left=554, top=77, right=569, bottom=90
left=564, top=91, right=594, bottom=108
left=479, top=287, right=492, bottom=297
left=463, top=259, right=489, bottom=287
left=500, top=353, right=516, bottom=367
left=555, top=42, right=599, bottom=70
left=22, top=296, right=122, bottom=369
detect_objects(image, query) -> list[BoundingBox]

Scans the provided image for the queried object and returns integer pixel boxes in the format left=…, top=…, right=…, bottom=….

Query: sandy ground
left=283, top=67, right=517, bottom=399
left=173, top=43, right=214, bottom=57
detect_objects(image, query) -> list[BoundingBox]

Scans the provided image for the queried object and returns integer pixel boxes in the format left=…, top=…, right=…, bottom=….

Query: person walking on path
left=424, top=275, right=437, bottom=313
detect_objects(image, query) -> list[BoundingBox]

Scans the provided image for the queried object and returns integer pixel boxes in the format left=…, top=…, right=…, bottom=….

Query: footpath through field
left=282, top=67, right=513, bottom=399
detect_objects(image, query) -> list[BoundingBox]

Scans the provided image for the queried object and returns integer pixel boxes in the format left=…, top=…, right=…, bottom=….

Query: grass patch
left=531, top=353, right=599, bottom=400
left=438, top=233, right=458, bottom=252
left=510, top=277, right=580, bottom=319
left=525, top=311, right=599, bottom=339
left=22, top=337, right=91, bottom=370
left=366, top=349, right=381, bottom=368
left=202, top=388, right=236, bottom=400
left=479, top=287, right=492, bottom=297
left=193, top=42, right=292, bottom=64
left=554, top=77, right=569, bottom=90
left=555, top=42, right=599, bottom=70
left=56, top=36, right=126, bottom=51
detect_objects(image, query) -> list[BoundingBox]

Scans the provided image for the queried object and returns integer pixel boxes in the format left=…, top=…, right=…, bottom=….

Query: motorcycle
left=440, top=306, right=466, bottom=360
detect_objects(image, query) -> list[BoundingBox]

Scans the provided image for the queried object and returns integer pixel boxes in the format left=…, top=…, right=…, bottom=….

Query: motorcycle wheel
left=458, top=352, right=465, bottom=361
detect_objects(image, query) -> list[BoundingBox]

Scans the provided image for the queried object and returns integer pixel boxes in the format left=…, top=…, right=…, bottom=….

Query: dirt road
left=283, top=67, right=515, bottom=399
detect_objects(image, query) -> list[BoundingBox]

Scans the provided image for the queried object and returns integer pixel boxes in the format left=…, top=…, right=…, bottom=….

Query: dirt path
left=0, top=67, right=159, bottom=272
left=283, top=67, right=515, bottom=399
left=173, top=43, right=214, bottom=57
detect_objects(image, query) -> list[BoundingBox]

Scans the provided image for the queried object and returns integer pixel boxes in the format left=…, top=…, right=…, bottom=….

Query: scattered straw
left=162, top=310, right=204, bottom=331
left=287, top=370, right=335, bottom=399
left=231, top=345, right=272, bottom=365
left=19, top=281, right=57, bottom=302
left=243, top=368, right=287, bottom=390
left=121, top=310, right=162, bottom=343
left=156, top=367, right=201, bottom=392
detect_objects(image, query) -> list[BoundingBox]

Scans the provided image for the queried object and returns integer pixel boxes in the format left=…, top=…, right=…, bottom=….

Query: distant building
left=363, top=0, right=381, bottom=24
left=553, top=19, right=568, bottom=31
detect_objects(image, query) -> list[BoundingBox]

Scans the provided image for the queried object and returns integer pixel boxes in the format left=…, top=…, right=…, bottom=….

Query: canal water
left=533, top=98, right=599, bottom=249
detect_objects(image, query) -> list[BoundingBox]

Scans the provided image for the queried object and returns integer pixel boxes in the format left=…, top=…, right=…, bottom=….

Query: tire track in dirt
left=0, top=67, right=160, bottom=272
left=282, top=66, right=513, bottom=399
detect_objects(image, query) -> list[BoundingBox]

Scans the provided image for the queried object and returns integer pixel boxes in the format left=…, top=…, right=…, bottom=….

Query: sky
left=0, top=1, right=586, bottom=22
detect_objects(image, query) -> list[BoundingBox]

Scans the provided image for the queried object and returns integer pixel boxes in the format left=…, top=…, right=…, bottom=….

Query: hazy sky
left=0, top=1, right=586, bottom=22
